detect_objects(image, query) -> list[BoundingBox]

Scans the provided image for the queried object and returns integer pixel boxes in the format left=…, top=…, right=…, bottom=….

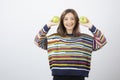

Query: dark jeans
left=53, top=76, right=85, bottom=80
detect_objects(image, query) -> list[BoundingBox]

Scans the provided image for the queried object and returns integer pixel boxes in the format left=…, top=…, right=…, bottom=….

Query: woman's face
left=63, top=12, right=76, bottom=32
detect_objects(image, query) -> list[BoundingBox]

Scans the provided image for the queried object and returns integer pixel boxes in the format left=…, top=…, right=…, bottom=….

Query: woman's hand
left=80, top=18, right=93, bottom=29
left=47, top=21, right=59, bottom=28
left=81, top=22, right=93, bottom=29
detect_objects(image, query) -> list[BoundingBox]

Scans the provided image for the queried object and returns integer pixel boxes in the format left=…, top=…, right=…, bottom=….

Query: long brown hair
left=57, top=9, right=80, bottom=37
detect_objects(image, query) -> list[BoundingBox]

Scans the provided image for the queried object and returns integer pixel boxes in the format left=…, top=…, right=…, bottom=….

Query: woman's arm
left=89, top=25, right=107, bottom=51
left=80, top=20, right=107, bottom=51
left=34, top=24, right=50, bottom=50
left=34, top=22, right=58, bottom=50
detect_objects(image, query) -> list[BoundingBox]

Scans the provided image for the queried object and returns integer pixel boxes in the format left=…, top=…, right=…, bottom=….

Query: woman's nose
left=67, top=19, right=72, bottom=23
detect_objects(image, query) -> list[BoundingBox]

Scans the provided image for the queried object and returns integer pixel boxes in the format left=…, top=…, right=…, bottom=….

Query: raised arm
left=89, top=25, right=107, bottom=51
left=34, top=24, right=50, bottom=50
left=80, top=19, right=107, bottom=51
left=34, top=22, right=58, bottom=50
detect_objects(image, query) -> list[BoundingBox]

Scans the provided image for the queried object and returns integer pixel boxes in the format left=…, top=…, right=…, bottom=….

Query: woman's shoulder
left=80, top=33, right=93, bottom=38
left=47, top=33, right=60, bottom=37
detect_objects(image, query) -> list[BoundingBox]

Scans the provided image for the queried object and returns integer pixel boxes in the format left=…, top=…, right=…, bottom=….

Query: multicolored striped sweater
left=34, top=24, right=107, bottom=77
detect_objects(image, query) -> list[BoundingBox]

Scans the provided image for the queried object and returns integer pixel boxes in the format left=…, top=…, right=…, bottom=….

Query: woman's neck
left=66, top=30, right=73, bottom=34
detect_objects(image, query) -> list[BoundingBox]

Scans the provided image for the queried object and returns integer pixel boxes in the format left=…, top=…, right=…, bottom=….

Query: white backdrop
left=0, top=0, right=120, bottom=80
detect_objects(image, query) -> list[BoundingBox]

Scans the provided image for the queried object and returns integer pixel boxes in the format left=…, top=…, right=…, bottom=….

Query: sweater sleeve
left=89, top=25, right=107, bottom=51
left=34, top=24, right=50, bottom=50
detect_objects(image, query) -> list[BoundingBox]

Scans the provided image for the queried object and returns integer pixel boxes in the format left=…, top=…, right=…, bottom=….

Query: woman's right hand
left=47, top=21, right=59, bottom=28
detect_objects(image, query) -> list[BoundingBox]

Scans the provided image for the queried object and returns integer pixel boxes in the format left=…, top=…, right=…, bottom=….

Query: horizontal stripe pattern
left=47, top=33, right=93, bottom=76
left=34, top=25, right=107, bottom=77
left=51, top=67, right=90, bottom=71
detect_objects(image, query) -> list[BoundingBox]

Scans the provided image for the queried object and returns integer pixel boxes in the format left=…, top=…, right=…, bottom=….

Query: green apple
left=79, top=16, right=89, bottom=24
left=51, top=16, right=60, bottom=23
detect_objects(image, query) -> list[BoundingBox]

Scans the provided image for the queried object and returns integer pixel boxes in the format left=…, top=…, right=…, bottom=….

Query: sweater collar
left=67, top=34, right=73, bottom=36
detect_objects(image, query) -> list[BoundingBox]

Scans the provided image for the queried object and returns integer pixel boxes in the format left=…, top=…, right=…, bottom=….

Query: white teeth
left=67, top=25, right=71, bottom=27
left=67, top=24, right=72, bottom=26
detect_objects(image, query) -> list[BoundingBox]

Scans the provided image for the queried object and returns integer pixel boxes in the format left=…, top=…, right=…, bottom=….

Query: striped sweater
left=34, top=24, right=107, bottom=77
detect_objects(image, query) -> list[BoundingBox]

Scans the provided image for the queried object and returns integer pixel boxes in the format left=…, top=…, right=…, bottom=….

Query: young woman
left=34, top=9, right=107, bottom=80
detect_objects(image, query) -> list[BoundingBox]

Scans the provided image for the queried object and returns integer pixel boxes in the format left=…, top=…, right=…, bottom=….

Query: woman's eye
left=71, top=18, right=75, bottom=20
left=64, top=18, right=68, bottom=20
left=64, top=18, right=75, bottom=21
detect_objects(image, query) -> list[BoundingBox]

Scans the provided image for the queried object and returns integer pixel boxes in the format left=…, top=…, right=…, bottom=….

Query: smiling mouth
left=66, top=24, right=74, bottom=27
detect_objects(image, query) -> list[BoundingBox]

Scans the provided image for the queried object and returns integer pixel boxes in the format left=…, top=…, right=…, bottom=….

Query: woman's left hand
left=80, top=18, right=93, bottom=29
